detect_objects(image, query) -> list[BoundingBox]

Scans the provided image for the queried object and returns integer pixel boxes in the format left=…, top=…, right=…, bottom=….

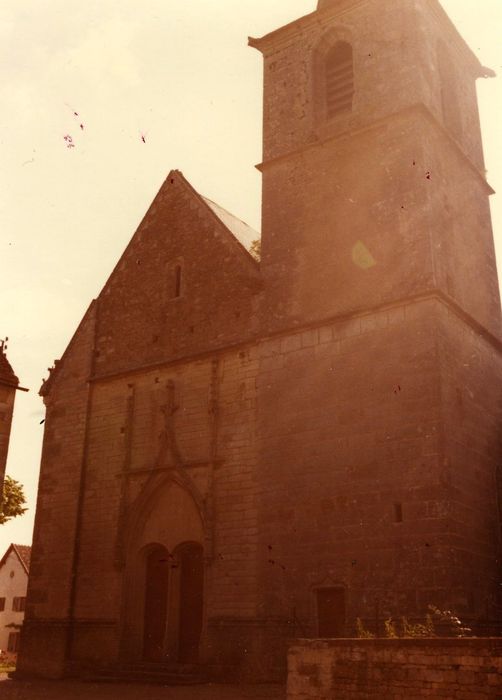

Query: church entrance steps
left=81, top=663, right=208, bottom=686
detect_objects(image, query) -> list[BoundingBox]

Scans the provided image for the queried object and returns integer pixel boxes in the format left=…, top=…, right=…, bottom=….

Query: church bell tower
left=250, top=0, right=499, bottom=334
left=250, top=0, right=502, bottom=638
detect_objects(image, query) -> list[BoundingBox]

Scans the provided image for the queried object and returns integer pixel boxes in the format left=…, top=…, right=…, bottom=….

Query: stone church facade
left=18, top=0, right=502, bottom=681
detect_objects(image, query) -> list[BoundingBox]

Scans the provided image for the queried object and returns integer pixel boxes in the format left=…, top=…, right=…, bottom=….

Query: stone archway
left=121, top=479, right=205, bottom=664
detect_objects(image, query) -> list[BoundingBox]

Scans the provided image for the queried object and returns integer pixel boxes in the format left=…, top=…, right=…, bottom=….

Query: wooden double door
left=142, top=542, right=204, bottom=664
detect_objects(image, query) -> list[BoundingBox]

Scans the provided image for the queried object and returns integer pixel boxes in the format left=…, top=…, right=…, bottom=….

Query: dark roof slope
left=0, top=543, right=31, bottom=575
left=13, top=544, right=31, bottom=573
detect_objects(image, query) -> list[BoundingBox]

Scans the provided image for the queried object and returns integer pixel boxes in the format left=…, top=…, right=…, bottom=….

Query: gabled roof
left=170, top=170, right=260, bottom=266
left=0, top=543, right=31, bottom=575
left=0, top=342, right=19, bottom=389
left=39, top=170, right=261, bottom=395
left=94, top=169, right=260, bottom=304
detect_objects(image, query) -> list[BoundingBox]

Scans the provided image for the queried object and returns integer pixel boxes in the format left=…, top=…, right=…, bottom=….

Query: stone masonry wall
left=437, top=303, right=502, bottom=622
left=256, top=297, right=444, bottom=631
left=68, top=345, right=260, bottom=669
left=0, top=383, right=16, bottom=489
left=253, top=294, right=502, bottom=658
left=259, top=0, right=434, bottom=164
left=93, top=172, right=260, bottom=378
left=287, top=638, right=502, bottom=699
left=18, top=302, right=97, bottom=678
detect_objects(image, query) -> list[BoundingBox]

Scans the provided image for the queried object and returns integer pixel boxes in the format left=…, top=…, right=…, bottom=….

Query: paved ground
left=0, top=676, right=286, bottom=700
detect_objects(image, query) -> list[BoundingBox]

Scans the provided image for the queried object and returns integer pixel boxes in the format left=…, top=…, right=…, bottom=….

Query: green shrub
left=401, top=616, right=434, bottom=638
left=384, top=618, right=398, bottom=638
left=354, top=605, right=471, bottom=639
left=355, top=618, right=375, bottom=638
left=428, top=605, right=472, bottom=637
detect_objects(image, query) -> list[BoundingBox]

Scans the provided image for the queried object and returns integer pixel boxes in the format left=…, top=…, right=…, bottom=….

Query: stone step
left=83, top=664, right=208, bottom=686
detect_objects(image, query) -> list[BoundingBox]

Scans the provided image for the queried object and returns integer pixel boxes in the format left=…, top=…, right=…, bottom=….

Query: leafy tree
left=0, top=476, right=27, bottom=525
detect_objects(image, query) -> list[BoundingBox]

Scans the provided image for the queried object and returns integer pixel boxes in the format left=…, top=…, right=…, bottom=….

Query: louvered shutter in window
left=325, top=43, right=354, bottom=118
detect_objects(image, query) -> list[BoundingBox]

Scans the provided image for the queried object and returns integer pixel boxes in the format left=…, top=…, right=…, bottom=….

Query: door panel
left=143, top=546, right=169, bottom=661
left=317, top=587, right=346, bottom=637
left=177, top=543, right=204, bottom=663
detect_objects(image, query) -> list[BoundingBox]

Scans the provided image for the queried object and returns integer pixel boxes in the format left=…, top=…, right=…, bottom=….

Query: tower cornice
left=249, top=0, right=484, bottom=77
left=248, top=0, right=368, bottom=54
left=255, top=103, right=494, bottom=197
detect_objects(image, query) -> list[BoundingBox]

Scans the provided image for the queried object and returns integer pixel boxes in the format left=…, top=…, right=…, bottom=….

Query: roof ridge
left=172, top=171, right=259, bottom=266
left=201, top=195, right=259, bottom=232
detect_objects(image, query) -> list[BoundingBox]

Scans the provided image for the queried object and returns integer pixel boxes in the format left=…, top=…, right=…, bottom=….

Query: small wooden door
left=317, top=587, right=346, bottom=637
left=143, top=546, right=169, bottom=661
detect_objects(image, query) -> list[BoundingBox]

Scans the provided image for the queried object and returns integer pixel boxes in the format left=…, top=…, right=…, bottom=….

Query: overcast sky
left=1, top=0, right=501, bottom=553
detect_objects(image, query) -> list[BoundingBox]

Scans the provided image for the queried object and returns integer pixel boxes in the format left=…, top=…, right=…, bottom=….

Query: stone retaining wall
left=287, top=638, right=502, bottom=699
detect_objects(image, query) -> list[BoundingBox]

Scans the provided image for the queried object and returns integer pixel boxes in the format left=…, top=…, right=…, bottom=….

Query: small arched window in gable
left=166, top=258, right=184, bottom=300
left=325, top=41, right=354, bottom=119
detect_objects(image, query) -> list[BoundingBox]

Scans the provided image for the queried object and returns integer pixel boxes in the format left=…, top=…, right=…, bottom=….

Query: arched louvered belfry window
left=325, top=41, right=354, bottom=118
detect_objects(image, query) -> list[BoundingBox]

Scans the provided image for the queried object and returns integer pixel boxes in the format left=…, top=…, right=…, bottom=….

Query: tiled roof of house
left=13, top=544, right=31, bottom=574
left=0, top=543, right=31, bottom=575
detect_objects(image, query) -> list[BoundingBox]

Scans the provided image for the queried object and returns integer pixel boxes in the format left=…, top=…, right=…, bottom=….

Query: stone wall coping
left=290, top=637, right=502, bottom=651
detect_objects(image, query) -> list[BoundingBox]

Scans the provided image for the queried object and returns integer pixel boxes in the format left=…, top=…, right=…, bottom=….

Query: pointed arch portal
left=121, top=479, right=205, bottom=665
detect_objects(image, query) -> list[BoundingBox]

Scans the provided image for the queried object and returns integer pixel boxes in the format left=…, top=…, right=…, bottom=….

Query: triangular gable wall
left=92, top=170, right=261, bottom=378
left=0, top=544, right=30, bottom=575
left=41, top=171, right=262, bottom=390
